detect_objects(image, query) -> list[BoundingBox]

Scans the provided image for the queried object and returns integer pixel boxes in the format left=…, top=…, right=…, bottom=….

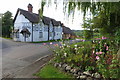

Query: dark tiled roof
left=42, top=16, right=51, bottom=25
left=13, top=8, right=61, bottom=26
left=51, top=19, right=60, bottom=26
left=13, top=8, right=39, bottom=23
left=63, top=27, right=75, bottom=35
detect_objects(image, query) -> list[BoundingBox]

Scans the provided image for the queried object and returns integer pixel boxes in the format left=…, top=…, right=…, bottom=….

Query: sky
left=0, top=0, right=84, bottom=30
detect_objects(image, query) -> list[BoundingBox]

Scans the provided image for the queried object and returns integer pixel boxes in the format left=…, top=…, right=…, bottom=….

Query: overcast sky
left=0, top=0, right=84, bottom=30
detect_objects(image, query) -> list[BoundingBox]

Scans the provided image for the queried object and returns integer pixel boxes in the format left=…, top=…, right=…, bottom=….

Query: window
left=39, top=32, right=43, bottom=38
left=33, top=24, right=39, bottom=31
left=14, top=32, right=19, bottom=38
left=56, top=27, right=58, bottom=32
left=49, top=32, right=53, bottom=37
left=16, top=32, right=19, bottom=38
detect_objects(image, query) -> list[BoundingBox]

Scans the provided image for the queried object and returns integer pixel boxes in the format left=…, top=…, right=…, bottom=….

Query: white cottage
left=13, top=4, right=62, bottom=42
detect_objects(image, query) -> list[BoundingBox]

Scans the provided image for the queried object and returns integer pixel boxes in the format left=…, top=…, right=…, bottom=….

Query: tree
left=39, top=1, right=120, bottom=44
left=2, top=11, right=13, bottom=38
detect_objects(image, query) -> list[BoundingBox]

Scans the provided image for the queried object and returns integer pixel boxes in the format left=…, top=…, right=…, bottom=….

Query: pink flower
left=54, top=44, right=59, bottom=46
left=43, top=43, right=46, bottom=45
left=99, top=52, right=102, bottom=54
left=96, top=56, right=100, bottom=60
left=56, top=44, right=58, bottom=46
left=102, top=36, right=107, bottom=39
left=106, top=46, right=109, bottom=50
left=96, top=52, right=99, bottom=55
left=82, top=40, right=85, bottom=42
left=50, top=42, right=52, bottom=44
left=96, top=52, right=102, bottom=55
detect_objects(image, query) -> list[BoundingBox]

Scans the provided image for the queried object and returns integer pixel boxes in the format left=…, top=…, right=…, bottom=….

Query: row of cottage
left=13, top=4, right=75, bottom=42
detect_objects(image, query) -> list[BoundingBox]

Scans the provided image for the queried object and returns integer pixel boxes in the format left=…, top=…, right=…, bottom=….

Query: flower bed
left=53, top=38, right=120, bottom=79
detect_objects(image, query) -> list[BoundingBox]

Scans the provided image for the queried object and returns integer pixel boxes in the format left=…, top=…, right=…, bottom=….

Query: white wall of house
left=49, top=21, right=54, bottom=40
left=42, top=24, right=48, bottom=41
left=14, top=11, right=32, bottom=42
left=33, top=23, right=39, bottom=42
left=54, top=26, right=62, bottom=40
left=32, top=22, right=49, bottom=42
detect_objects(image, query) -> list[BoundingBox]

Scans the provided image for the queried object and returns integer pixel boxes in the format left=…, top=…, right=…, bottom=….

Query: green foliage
left=115, top=28, right=120, bottom=46
left=72, top=30, right=84, bottom=36
left=54, top=38, right=119, bottom=78
left=54, top=41, right=92, bottom=69
left=96, top=53, right=119, bottom=78
left=2, top=11, right=13, bottom=38
left=84, top=30, right=93, bottom=40
left=40, top=1, right=46, bottom=18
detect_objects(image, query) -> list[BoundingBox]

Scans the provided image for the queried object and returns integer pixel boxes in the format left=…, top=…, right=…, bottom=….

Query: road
left=1, top=38, right=54, bottom=78
left=1, top=38, right=81, bottom=78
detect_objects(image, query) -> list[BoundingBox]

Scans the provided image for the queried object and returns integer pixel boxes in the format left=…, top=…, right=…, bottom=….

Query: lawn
left=35, top=64, right=73, bottom=78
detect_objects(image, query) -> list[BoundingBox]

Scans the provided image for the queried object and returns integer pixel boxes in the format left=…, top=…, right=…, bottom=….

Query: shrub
left=53, top=38, right=119, bottom=78
left=84, top=30, right=93, bottom=40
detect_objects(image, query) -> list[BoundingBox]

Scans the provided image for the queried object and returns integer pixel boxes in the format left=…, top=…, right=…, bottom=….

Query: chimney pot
left=28, top=3, right=33, bottom=12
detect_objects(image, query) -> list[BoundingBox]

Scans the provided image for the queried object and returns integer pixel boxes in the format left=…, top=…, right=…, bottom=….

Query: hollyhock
left=50, top=42, right=52, bottom=44
left=54, top=44, right=56, bottom=46
left=43, top=43, right=46, bottom=45
left=83, top=40, right=85, bottom=42
left=99, top=52, right=102, bottom=54
left=96, top=56, right=100, bottom=60
left=56, top=44, right=58, bottom=46
left=106, top=46, right=109, bottom=50
left=102, top=36, right=104, bottom=39
left=102, top=36, right=107, bottom=39
left=96, top=52, right=99, bottom=55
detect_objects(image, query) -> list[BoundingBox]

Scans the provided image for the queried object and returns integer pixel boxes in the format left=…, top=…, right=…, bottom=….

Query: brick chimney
left=27, top=3, right=33, bottom=12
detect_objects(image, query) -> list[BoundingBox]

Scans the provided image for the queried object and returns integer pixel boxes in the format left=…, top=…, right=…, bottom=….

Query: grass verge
left=35, top=64, right=73, bottom=78
left=31, top=39, right=74, bottom=43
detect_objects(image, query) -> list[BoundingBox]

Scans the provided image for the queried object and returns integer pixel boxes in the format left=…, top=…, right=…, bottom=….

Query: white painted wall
left=14, top=11, right=32, bottom=42
left=49, top=21, right=54, bottom=40
left=42, top=24, right=48, bottom=41
left=54, top=26, right=62, bottom=40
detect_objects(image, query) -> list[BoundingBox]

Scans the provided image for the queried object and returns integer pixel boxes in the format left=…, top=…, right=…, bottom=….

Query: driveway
left=1, top=38, right=53, bottom=78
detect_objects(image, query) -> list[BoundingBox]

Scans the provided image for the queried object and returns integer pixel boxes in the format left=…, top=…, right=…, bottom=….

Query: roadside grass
left=1, top=37, right=12, bottom=39
left=70, top=40, right=92, bottom=47
left=35, top=64, right=73, bottom=78
left=31, top=39, right=74, bottom=43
